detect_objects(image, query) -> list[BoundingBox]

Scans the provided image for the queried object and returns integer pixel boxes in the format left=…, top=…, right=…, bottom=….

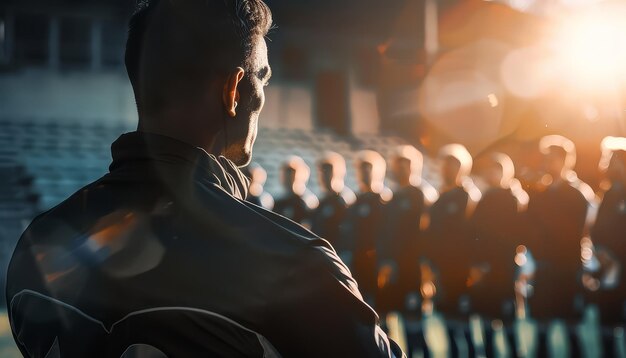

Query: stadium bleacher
left=0, top=120, right=130, bottom=211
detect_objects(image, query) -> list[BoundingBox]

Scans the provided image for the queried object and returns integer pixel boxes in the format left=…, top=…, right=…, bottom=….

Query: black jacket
left=6, top=132, right=404, bottom=358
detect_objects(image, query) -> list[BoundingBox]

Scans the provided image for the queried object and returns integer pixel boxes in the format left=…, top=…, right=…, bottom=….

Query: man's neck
left=137, top=120, right=218, bottom=156
left=397, top=178, right=411, bottom=188
left=441, top=178, right=461, bottom=192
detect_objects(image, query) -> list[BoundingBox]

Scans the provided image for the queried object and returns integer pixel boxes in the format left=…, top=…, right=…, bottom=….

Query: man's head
left=438, top=144, right=472, bottom=188
left=126, top=0, right=273, bottom=166
left=539, top=135, right=576, bottom=180
left=247, top=162, right=267, bottom=186
left=317, top=151, right=347, bottom=194
left=281, top=156, right=310, bottom=196
left=484, top=152, right=515, bottom=188
left=599, top=136, right=626, bottom=183
left=355, top=150, right=386, bottom=193
left=607, top=151, right=626, bottom=182
left=391, top=145, right=423, bottom=188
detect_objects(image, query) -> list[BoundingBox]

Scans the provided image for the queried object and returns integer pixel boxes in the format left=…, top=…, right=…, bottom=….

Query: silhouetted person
left=346, top=150, right=392, bottom=305
left=377, top=145, right=438, bottom=314
left=5, top=1, right=404, bottom=356
left=273, top=155, right=319, bottom=226
left=527, top=135, right=593, bottom=321
left=310, top=151, right=355, bottom=250
left=590, top=137, right=626, bottom=325
left=244, top=162, right=274, bottom=209
left=427, top=144, right=481, bottom=318
left=470, top=153, right=529, bottom=320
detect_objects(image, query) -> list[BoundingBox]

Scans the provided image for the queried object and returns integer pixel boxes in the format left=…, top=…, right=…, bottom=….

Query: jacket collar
left=109, top=131, right=249, bottom=200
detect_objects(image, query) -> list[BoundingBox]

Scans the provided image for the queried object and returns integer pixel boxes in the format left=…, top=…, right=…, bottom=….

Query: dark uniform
left=346, top=191, right=388, bottom=303
left=273, top=191, right=317, bottom=225
left=470, top=187, right=527, bottom=319
left=427, top=185, right=479, bottom=318
left=526, top=180, right=589, bottom=320
left=591, top=182, right=626, bottom=324
left=310, top=189, right=353, bottom=250
left=6, top=132, right=405, bottom=358
left=377, top=185, right=431, bottom=314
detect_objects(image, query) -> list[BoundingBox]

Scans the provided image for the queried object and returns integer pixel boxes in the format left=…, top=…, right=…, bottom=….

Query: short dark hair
left=125, top=0, right=272, bottom=115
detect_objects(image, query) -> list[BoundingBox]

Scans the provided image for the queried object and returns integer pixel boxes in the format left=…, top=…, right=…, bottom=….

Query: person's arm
left=7, top=225, right=60, bottom=358
left=265, top=240, right=406, bottom=358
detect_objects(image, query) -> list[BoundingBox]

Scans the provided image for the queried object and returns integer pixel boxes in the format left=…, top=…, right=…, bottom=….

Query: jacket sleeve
left=264, top=239, right=406, bottom=358
left=6, top=226, right=61, bottom=358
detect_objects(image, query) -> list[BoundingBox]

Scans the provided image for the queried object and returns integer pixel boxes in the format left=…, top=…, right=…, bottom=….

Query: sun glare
left=551, top=6, right=626, bottom=91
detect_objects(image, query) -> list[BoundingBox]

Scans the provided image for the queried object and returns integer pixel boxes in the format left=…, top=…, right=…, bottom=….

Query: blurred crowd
left=244, top=134, right=626, bottom=326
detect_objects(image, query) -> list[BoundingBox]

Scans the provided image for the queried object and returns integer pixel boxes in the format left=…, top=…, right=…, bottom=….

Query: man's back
left=7, top=133, right=402, bottom=357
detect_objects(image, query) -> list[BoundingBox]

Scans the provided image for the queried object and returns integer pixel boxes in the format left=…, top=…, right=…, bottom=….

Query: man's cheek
left=258, top=90, right=265, bottom=112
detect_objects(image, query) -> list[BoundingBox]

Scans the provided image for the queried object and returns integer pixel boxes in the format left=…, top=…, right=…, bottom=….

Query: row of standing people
left=245, top=135, right=625, bottom=325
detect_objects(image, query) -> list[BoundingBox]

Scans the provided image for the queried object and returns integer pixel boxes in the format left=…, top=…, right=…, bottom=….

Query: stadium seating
left=0, top=119, right=129, bottom=211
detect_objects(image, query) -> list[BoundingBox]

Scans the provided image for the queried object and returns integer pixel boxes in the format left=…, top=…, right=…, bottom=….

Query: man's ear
left=222, top=67, right=245, bottom=117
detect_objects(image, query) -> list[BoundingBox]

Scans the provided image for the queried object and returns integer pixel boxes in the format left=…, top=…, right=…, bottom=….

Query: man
left=526, top=135, right=592, bottom=321
left=589, top=136, right=626, bottom=325
left=345, top=150, right=392, bottom=305
left=377, top=145, right=437, bottom=314
left=426, top=144, right=481, bottom=318
left=244, top=162, right=274, bottom=210
left=310, top=151, right=356, bottom=250
left=273, top=155, right=319, bottom=227
left=470, top=153, right=529, bottom=320
left=6, top=1, right=405, bottom=357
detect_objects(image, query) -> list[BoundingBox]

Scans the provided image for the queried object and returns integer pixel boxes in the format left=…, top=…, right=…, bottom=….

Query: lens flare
left=549, top=4, right=626, bottom=92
